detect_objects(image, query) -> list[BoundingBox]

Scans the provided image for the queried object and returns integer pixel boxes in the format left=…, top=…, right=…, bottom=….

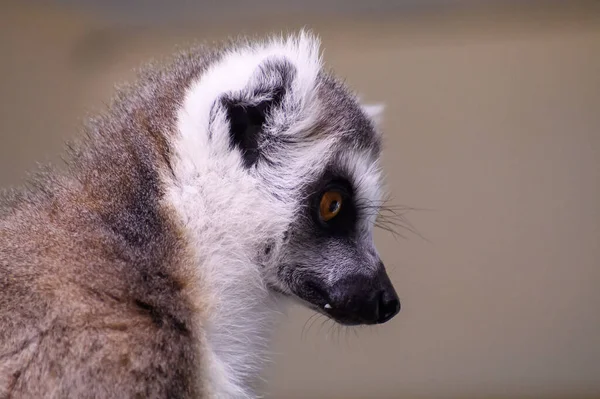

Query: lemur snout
left=324, top=264, right=400, bottom=325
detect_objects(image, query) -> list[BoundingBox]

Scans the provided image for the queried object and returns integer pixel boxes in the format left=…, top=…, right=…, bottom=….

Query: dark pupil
left=328, top=200, right=340, bottom=213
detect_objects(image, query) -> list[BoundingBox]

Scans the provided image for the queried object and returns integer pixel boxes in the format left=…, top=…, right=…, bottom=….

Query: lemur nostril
left=377, top=291, right=400, bottom=324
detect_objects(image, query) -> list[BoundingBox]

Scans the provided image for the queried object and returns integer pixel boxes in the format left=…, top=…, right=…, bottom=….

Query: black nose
left=327, top=266, right=400, bottom=325
left=377, top=287, right=401, bottom=324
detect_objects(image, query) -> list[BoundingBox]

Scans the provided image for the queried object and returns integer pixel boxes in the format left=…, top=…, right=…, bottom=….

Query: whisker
left=309, top=314, right=326, bottom=338
left=317, top=316, right=330, bottom=337
left=301, top=312, right=321, bottom=341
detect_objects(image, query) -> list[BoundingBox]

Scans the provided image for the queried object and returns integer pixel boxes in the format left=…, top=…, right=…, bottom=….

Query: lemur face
left=278, top=159, right=401, bottom=326
left=270, top=75, right=399, bottom=326
left=179, top=33, right=400, bottom=325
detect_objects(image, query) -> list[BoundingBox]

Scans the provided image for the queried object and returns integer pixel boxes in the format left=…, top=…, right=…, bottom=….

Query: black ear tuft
left=222, top=59, right=296, bottom=169
left=223, top=99, right=268, bottom=168
left=223, top=91, right=287, bottom=169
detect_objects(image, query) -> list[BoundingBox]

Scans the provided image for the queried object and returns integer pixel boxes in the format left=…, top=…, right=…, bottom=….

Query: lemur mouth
left=291, top=272, right=401, bottom=326
left=291, top=280, right=380, bottom=326
left=298, top=297, right=375, bottom=326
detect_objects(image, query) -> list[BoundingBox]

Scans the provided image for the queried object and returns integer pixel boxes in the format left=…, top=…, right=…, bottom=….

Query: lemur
left=0, top=32, right=400, bottom=398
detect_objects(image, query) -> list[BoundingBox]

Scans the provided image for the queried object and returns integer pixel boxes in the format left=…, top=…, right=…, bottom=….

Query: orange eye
left=319, top=191, right=343, bottom=221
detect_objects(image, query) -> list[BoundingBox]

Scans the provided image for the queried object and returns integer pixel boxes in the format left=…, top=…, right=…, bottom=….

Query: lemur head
left=174, top=32, right=399, bottom=326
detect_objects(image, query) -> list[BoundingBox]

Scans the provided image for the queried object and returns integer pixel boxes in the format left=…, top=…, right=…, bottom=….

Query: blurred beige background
left=2, top=1, right=600, bottom=398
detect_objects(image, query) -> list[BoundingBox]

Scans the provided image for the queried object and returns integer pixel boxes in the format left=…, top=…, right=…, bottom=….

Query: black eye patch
left=311, top=177, right=357, bottom=237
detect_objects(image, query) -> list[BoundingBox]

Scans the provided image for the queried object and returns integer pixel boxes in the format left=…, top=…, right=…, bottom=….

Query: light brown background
left=1, top=1, right=599, bottom=398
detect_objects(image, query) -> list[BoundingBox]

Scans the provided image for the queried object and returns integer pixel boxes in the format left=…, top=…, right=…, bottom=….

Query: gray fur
left=1, top=45, right=215, bottom=399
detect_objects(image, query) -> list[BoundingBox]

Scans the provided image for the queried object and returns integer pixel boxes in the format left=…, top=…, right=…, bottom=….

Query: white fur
left=169, top=32, right=325, bottom=398
left=166, top=31, right=384, bottom=398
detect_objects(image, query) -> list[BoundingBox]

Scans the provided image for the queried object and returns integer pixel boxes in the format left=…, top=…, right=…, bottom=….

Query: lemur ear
left=222, top=59, right=295, bottom=169
left=362, top=103, right=385, bottom=126
left=222, top=98, right=273, bottom=168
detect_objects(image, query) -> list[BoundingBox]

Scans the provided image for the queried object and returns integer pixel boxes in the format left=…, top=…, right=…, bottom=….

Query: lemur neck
left=196, top=238, right=284, bottom=398
left=164, top=168, right=286, bottom=398
left=203, top=278, right=282, bottom=398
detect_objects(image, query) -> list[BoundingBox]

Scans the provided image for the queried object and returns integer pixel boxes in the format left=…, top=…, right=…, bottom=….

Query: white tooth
left=324, top=304, right=332, bottom=309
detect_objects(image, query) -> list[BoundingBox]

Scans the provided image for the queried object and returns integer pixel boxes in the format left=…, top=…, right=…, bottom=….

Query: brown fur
left=0, top=47, right=221, bottom=398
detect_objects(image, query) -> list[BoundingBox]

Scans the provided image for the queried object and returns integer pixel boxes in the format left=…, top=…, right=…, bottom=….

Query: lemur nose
left=328, top=264, right=400, bottom=325
left=372, top=263, right=400, bottom=324
left=377, top=288, right=401, bottom=324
